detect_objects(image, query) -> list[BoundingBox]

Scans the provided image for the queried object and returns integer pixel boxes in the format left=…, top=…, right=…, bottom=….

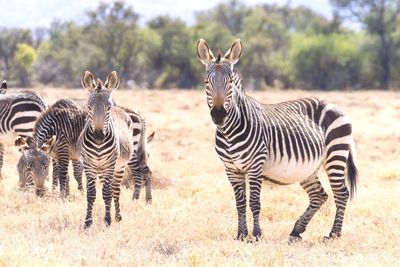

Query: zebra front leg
left=102, top=168, right=114, bottom=227
left=227, top=170, right=248, bottom=241
left=248, top=169, right=263, bottom=241
left=84, top=167, right=96, bottom=229
left=52, top=159, right=59, bottom=190
left=72, top=160, right=84, bottom=191
left=0, top=143, right=4, bottom=179
left=289, top=176, right=328, bottom=242
left=112, top=167, right=125, bottom=222
left=57, top=155, right=70, bottom=197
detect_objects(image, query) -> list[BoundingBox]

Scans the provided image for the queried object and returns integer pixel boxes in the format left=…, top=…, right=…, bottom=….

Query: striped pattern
left=15, top=136, right=50, bottom=196
left=197, top=39, right=358, bottom=241
left=34, top=100, right=88, bottom=195
left=79, top=71, right=134, bottom=229
left=0, top=85, right=47, bottom=179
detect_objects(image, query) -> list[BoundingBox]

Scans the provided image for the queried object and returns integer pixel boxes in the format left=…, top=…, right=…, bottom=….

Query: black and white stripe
left=0, top=82, right=47, bottom=179
left=34, top=99, right=88, bottom=195
left=79, top=71, right=134, bottom=229
left=197, top=39, right=358, bottom=241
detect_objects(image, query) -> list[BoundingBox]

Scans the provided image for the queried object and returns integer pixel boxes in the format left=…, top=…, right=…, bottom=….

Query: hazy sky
left=0, top=0, right=333, bottom=29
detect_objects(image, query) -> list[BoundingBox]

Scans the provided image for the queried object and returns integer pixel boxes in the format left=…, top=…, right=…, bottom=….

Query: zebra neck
left=217, top=90, right=244, bottom=136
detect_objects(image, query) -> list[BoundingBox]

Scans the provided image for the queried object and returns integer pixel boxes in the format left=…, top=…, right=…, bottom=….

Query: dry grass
left=0, top=88, right=399, bottom=266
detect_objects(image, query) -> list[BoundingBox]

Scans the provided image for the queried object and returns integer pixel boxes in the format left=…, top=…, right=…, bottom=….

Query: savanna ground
left=0, top=88, right=399, bottom=266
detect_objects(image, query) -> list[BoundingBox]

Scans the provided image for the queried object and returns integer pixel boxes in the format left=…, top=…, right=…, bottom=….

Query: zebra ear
left=105, top=71, right=120, bottom=92
left=224, top=39, right=242, bottom=65
left=147, top=131, right=155, bottom=144
left=81, top=71, right=96, bottom=92
left=15, top=137, right=29, bottom=151
left=197, top=39, right=215, bottom=65
left=0, top=80, right=7, bottom=92
left=40, top=135, right=56, bottom=153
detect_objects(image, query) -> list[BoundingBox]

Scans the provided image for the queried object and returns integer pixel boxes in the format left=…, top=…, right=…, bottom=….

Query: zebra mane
left=96, top=79, right=103, bottom=92
left=216, top=49, right=223, bottom=63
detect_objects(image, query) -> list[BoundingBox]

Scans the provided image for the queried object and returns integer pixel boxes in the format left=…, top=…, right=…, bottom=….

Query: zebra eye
left=204, top=80, right=209, bottom=84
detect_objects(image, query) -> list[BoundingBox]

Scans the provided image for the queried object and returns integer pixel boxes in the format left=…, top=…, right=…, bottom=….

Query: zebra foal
left=197, top=39, right=358, bottom=242
left=79, top=70, right=134, bottom=228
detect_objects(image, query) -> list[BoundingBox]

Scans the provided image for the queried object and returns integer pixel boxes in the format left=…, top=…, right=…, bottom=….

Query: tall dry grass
left=0, top=88, right=399, bottom=266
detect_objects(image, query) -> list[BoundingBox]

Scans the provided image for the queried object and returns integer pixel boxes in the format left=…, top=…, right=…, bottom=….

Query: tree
left=290, top=33, right=362, bottom=90
left=14, top=43, right=37, bottom=87
left=331, top=0, right=399, bottom=89
left=0, top=28, right=32, bottom=79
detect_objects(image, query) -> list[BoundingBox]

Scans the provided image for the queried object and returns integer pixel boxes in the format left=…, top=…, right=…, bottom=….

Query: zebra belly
left=262, top=158, right=323, bottom=184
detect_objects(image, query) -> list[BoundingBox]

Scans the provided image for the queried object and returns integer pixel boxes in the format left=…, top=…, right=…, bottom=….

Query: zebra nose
left=210, top=106, right=227, bottom=125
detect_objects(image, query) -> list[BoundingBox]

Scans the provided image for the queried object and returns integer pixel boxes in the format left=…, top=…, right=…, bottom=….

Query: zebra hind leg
left=112, top=167, right=125, bottom=222
left=289, top=176, right=328, bottom=243
left=72, top=160, right=84, bottom=191
left=325, top=175, right=349, bottom=240
left=143, top=166, right=152, bottom=204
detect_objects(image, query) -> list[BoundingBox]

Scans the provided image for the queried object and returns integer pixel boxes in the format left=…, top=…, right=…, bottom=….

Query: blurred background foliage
left=0, top=0, right=399, bottom=90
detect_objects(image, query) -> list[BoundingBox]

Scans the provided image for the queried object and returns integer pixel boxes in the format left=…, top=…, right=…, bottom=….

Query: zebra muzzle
left=210, top=106, right=227, bottom=125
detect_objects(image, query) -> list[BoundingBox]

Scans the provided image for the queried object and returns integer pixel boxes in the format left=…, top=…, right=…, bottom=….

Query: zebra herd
left=0, top=39, right=358, bottom=242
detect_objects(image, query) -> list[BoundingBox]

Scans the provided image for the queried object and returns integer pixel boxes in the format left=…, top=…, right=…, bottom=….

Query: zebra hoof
left=324, top=232, right=341, bottom=241
left=235, top=232, right=248, bottom=241
left=104, top=217, right=111, bottom=227
left=115, top=215, right=122, bottom=222
left=288, top=235, right=302, bottom=244
left=146, top=198, right=152, bottom=204
left=84, top=219, right=93, bottom=229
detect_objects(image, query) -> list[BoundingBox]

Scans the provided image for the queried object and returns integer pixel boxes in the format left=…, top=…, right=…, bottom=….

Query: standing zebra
left=33, top=100, right=88, bottom=196
left=79, top=70, right=134, bottom=228
left=196, top=39, right=358, bottom=242
left=0, top=82, right=47, bottom=180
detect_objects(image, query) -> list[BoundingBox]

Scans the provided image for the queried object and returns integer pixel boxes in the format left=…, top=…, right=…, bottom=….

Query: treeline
left=0, top=0, right=399, bottom=90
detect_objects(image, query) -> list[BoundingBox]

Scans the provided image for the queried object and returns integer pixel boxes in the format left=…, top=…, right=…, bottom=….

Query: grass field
left=0, top=88, right=399, bottom=266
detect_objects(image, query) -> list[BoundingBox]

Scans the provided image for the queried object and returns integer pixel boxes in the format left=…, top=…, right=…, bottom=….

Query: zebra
left=0, top=81, right=47, bottom=180
left=17, top=97, right=154, bottom=200
left=196, top=39, right=358, bottom=242
left=79, top=70, right=135, bottom=228
left=15, top=136, right=50, bottom=196
left=34, top=100, right=88, bottom=196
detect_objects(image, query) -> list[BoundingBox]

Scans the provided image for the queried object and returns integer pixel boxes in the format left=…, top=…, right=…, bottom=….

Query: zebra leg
left=143, top=166, right=152, bottom=204
left=112, top=167, right=125, bottom=222
left=52, top=159, right=59, bottom=190
left=127, top=156, right=143, bottom=201
left=72, top=160, right=84, bottom=191
left=227, top=170, right=248, bottom=240
left=248, top=169, right=263, bottom=241
left=57, top=155, right=70, bottom=197
left=289, top=176, right=328, bottom=242
left=102, top=168, right=114, bottom=227
left=326, top=175, right=349, bottom=239
left=84, top=167, right=96, bottom=229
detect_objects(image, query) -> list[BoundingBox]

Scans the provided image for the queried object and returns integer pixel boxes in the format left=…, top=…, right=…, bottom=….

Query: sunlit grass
left=0, top=88, right=399, bottom=266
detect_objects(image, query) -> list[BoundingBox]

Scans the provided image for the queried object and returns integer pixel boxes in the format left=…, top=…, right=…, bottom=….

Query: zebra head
left=81, top=71, right=119, bottom=137
left=15, top=136, right=50, bottom=196
left=0, top=80, right=7, bottom=94
left=197, top=39, right=243, bottom=125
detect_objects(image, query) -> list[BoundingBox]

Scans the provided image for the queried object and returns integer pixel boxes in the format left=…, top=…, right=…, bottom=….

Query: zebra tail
left=347, top=148, right=358, bottom=200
